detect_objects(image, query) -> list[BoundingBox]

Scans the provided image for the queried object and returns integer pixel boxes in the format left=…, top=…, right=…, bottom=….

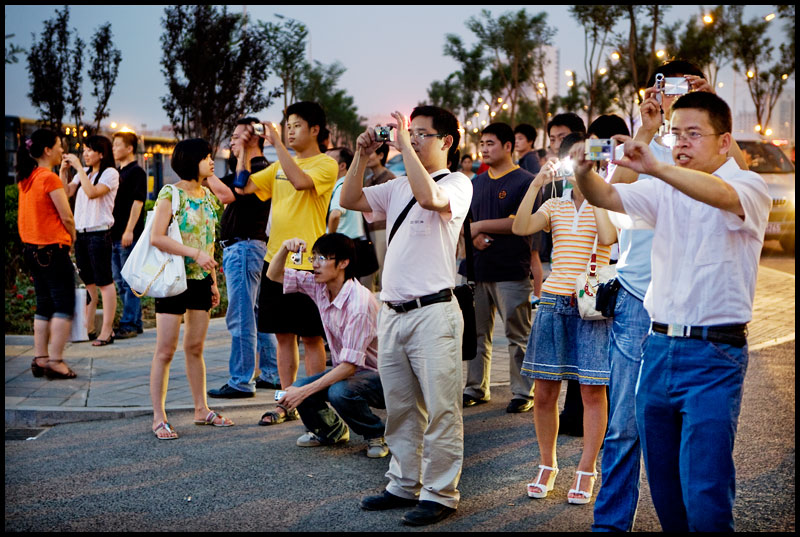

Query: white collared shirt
left=71, top=168, right=120, bottom=230
left=362, top=169, right=473, bottom=302
left=614, top=157, right=771, bottom=326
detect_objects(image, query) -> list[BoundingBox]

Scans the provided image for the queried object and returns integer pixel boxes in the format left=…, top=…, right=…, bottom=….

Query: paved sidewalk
left=5, top=266, right=794, bottom=427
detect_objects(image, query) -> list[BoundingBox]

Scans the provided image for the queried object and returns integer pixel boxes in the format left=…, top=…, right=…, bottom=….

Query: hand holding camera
left=282, top=238, right=307, bottom=265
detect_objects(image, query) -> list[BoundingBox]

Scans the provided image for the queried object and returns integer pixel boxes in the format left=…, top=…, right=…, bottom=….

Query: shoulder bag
left=121, top=184, right=188, bottom=298
left=574, top=235, right=617, bottom=321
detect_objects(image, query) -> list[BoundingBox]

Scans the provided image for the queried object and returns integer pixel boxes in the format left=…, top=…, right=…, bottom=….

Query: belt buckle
left=667, top=323, right=689, bottom=337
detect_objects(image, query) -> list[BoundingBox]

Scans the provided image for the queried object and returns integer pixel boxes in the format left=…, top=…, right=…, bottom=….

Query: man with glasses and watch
left=265, top=234, right=388, bottom=459
left=339, top=106, right=472, bottom=526
left=574, top=90, right=770, bottom=532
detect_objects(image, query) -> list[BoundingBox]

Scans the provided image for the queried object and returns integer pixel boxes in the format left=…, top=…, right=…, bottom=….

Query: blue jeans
left=257, top=332, right=280, bottom=385
left=635, top=332, right=748, bottom=532
left=223, top=240, right=268, bottom=393
left=294, top=369, right=386, bottom=442
left=111, top=239, right=142, bottom=332
left=592, top=286, right=650, bottom=532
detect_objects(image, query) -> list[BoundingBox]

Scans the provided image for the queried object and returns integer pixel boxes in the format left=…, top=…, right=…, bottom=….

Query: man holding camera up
left=340, top=107, right=472, bottom=526
left=462, top=122, right=535, bottom=414
left=586, top=60, right=746, bottom=532
left=240, top=102, right=339, bottom=424
left=575, top=88, right=770, bottom=530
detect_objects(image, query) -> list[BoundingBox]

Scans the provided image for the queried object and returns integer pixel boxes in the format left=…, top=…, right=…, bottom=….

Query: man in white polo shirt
left=573, top=91, right=770, bottom=531
left=340, top=106, right=472, bottom=526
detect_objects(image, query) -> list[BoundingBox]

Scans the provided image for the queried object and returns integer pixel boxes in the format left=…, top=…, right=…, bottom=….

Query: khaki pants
left=378, top=300, right=464, bottom=508
left=465, top=279, right=534, bottom=401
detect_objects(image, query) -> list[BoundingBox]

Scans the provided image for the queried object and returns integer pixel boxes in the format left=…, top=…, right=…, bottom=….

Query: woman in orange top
left=17, top=129, right=78, bottom=379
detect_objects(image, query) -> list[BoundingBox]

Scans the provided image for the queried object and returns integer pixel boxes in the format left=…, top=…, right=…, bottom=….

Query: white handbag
left=575, top=235, right=616, bottom=321
left=121, top=184, right=188, bottom=298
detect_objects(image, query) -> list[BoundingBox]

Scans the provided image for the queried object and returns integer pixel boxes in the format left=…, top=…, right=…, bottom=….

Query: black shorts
left=74, top=230, right=114, bottom=286
left=155, top=275, right=213, bottom=315
left=24, top=244, right=76, bottom=321
left=258, top=262, right=325, bottom=337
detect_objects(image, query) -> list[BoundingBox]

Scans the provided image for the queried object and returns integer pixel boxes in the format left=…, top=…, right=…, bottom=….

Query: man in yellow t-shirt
left=240, top=101, right=338, bottom=425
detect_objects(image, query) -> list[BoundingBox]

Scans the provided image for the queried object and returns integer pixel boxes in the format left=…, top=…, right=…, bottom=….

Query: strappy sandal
left=258, top=404, right=299, bottom=426
left=31, top=356, right=48, bottom=378
left=92, top=333, right=115, bottom=346
left=527, top=464, right=559, bottom=498
left=153, top=421, right=179, bottom=440
left=194, top=410, right=234, bottom=427
left=568, top=470, right=598, bottom=505
left=44, top=359, right=77, bottom=380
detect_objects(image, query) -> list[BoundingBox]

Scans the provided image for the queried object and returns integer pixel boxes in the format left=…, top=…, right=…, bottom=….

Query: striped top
left=539, top=189, right=611, bottom=296
left=283, top=269, right=379, bottom=371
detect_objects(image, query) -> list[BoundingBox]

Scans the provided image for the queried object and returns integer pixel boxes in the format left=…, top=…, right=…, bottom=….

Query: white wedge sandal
left=567, top=470, right=598, bottom=505
left=527, top=464, right=559, bottom=498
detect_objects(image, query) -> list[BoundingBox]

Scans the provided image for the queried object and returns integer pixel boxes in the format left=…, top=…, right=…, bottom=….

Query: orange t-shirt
left=17, top=167, right=72, bottom=246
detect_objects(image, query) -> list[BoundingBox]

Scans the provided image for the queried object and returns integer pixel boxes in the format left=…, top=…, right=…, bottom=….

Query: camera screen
left=585, top=139, right=615, bottom=161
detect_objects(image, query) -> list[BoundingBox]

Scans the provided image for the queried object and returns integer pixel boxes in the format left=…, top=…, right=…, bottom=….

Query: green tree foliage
left=661, top=6, right=740, bottom=89
left=568, top=6, right=626, bottom=125
left=89, top=23, right=122, bottom=131
left=259, top=15, right=309, bottom=133
left=5, top=34, right=25, bottom=64
left=160, top=5, right=279, bottom=156
left=731, top=8, right=795, bottom=134
left=26, top=6, right=72, bottom=136
left=295, top=60, right=366, bottom=149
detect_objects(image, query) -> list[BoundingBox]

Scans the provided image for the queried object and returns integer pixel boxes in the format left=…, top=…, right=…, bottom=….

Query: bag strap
left=167, top=183, right=182, bottom=217
left=463, top=210, right=475, bottom=285
left=387, top=173, right=449, bottom=247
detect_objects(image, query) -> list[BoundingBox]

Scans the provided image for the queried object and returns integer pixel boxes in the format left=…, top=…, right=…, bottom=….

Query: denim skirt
left=521, top=292, right=611, bottom=385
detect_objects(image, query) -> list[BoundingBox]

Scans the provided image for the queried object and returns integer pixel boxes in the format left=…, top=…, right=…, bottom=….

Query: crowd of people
left=16, top=59, right=771, bottom=531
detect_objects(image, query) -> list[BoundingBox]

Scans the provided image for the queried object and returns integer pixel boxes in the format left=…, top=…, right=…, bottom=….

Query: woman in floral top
left=148, top=138, right=233, bottom=439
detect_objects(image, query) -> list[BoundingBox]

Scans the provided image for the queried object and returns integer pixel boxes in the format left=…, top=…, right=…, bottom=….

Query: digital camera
left=291, top=251, right=303, bottom=265
left=585, top=138, right=617, bottom=161
left=274, top=390, right=287, bottom=401
left=553, top=157, right=574, bottom=178
left=663, top=77, right=690, bottom=96
left=252, top=123, right=265, bottom=136
left=374, top=126, right=395, bottom=142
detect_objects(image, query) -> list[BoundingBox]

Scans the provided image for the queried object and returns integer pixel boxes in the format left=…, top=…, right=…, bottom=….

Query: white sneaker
left=296, top=429, right=350, bottom=447
left=366, top=436, right=389, bottom=458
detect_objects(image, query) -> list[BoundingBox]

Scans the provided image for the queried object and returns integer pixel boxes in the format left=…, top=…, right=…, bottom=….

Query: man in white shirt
left=340, top=106, right=472, bottom=526
left=573, top=91, right=770, bottom=532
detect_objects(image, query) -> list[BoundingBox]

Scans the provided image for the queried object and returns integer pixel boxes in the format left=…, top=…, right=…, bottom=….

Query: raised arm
left=266, top=238, right=307, bottom=284
left=511, top=164, right=555, bottom=236
left=340, top=128, right=377, bottom=213
left=572, top=143, right=627, bottom=213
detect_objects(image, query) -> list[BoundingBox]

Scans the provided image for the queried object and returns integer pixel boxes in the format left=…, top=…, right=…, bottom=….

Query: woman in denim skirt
left=512, top=133, right=616, bottom=505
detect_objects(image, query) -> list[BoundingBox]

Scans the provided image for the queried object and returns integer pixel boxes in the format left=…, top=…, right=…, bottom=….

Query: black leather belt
left=386, top=289, right=452, bottom=313
left=651, top=322, right=748, bottom=348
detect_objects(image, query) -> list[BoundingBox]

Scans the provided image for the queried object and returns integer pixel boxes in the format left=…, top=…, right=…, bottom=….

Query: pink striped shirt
left=283, top=270, right=379, bottom=371
left=539, top=190, right=611, bottom=296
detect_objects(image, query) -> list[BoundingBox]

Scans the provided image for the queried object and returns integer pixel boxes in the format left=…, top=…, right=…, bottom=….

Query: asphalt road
left=5, top=339, right=794, bottom=532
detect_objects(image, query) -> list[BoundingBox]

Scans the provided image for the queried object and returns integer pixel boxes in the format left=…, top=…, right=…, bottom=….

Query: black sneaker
left=506, top=398, right=534, bottom=413
left=255, top=378, right=281, bottom=390
left=360, top=490, right=418, bottom=511
left=115, top=329, right=138, bottom=340
left=208, top=384, right=255, bottom=398
left=401, top=501, right=456, bottom=526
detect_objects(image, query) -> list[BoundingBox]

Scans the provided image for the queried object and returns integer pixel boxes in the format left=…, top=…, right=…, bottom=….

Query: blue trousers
left=635, top=332, right=747, bottom=532
left=111, top=239, right=142, bottom=332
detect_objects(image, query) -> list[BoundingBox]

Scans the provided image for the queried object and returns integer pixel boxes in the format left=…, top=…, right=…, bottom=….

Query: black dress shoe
left=208, top=384, right=255, bottom=398
left=506, top=398, right=534, bottom=413
left=463, top=394, right=489, bottom=407
left=401, top=501, right=456, bottom=526
left=255, top=378, right=281, bottom=390
left=360, top=490, right=418, bottom=511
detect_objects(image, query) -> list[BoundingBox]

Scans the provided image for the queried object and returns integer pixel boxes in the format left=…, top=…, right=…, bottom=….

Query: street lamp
left=765, top=13, right=776, bottom=22
left=656, top=49, right=666, bottom=59
left=703, top=14, right=714, bottom=24
left=610, top=51, right=620, bottom=61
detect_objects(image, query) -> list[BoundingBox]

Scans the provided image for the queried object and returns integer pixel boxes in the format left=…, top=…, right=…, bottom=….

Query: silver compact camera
left=663, top=77, right=690, bottom=96
left=585, top=138, right=617, bottom=161
left=291, top=251, right=303, bottom=265
left=274, top=390, right=286, bottom=401
left=553, top=157, right=574, bottom=178
left=252, top=123, right=265, bottom=136
left=374, top=126, right=395, bottom=142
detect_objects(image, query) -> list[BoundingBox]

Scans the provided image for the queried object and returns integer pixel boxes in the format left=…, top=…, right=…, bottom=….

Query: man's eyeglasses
left=662, top=130, right=721, bottom=147
left=409, top=132, right=445, bottom=143
left=308, top=254, right=336, bottom=264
